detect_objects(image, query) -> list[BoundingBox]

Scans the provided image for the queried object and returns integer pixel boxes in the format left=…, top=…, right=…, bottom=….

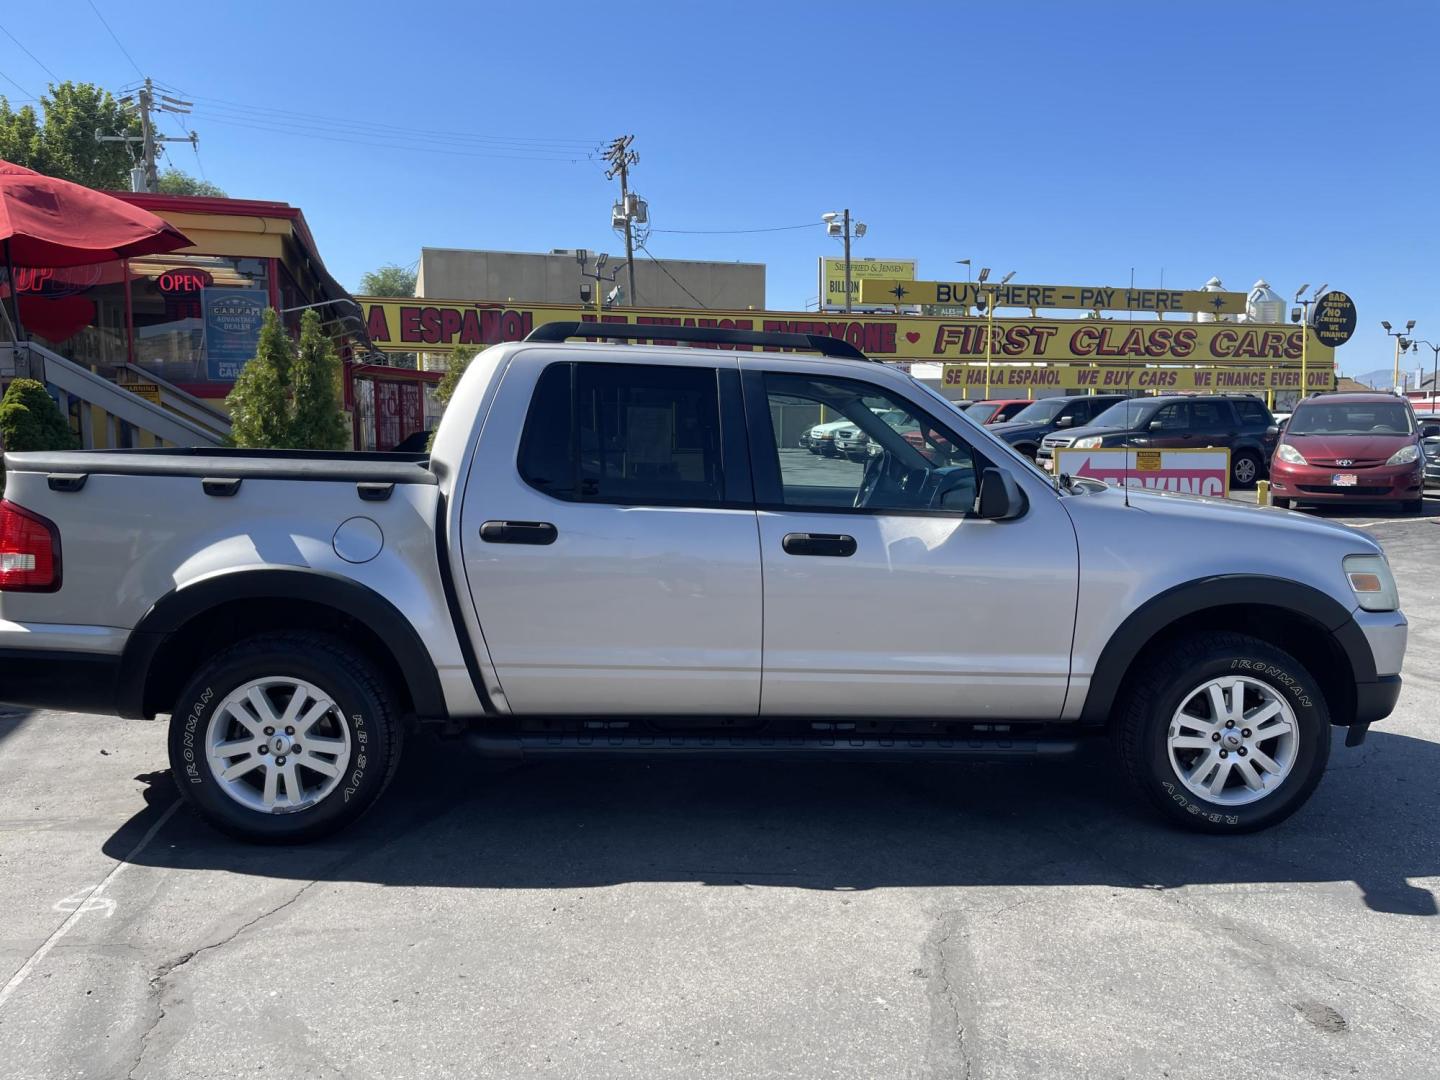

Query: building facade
left=416, top=247, right=765, bottom=311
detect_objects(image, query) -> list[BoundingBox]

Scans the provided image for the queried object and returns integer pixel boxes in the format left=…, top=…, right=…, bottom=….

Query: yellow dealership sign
left=858, top=278, right=1248, bottom=315
left=356, top=296, right=1333, bottom=370
left=940, top=364, right=1336, bottom=392
left=819, top=258, right=915, bottom=308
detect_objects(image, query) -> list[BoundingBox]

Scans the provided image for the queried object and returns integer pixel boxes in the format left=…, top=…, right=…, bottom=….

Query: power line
left=85, top=0, right=145, bottom=79
left=186, top=106, right=597, bottom=157
left=636, top=241, right=707, bottom=309
left=163, top=87, right=602, bottom=149
left=652, top=221, right=822, bottom=235
left=0, top=66, right=38, bottom=100
left=190, top=112, right=598, bottom=163
left=0, top=22, right=60, bottom=84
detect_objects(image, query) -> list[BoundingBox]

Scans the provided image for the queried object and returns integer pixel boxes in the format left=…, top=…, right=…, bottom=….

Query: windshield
left=1006, top=398, right=1068, bottom=423
left=1088, top=399, right=1156, bottom=429
left=1288, top=401, right=1414, bottom=436
left=965, top=402, right=999, bottom=422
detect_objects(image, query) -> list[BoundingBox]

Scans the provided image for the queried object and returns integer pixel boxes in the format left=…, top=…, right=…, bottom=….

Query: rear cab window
left=518, top=361, right=729, bottom=506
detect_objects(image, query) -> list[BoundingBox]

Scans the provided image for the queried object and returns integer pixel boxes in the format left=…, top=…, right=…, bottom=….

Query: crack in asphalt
left=922, top=911, right=975, bottom=1080
left=126, top=879, right=320, bottom=1080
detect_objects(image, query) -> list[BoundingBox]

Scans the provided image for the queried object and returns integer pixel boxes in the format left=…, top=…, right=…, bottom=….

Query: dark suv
left=1039, top=394, right=1280, bottom=488
left=987, top=394, right=1128, bottom=460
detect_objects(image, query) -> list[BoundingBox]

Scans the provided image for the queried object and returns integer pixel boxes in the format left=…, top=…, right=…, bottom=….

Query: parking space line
left=0, top=800, right=180, bottom=1012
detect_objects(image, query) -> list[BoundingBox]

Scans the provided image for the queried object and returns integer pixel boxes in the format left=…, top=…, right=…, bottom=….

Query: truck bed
left=4, top=447, right=437, bottom=485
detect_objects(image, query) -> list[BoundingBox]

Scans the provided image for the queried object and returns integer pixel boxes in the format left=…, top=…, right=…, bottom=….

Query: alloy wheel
left=1166, top=675, right=1299, bottom=806
left=205, top=677, right=353, bottom=814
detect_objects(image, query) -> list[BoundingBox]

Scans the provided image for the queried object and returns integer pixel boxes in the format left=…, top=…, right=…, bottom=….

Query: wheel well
left=140, top=598, right=415, bottom=719
left=1111, top=603, right=1355, bottom=725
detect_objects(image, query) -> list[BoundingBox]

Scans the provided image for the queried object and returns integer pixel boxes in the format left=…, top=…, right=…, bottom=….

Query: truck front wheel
left=167, top=632, right=404, bottom=843
left=1114, top=631, right=1331, bottom=832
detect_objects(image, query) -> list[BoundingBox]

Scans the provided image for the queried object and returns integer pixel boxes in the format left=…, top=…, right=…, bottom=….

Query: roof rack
left=523, top=321, right=872, bottom=362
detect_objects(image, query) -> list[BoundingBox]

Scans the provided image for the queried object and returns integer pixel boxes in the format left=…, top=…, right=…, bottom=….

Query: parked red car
left=965, top=399, right=1032, bottom=425
left=1269, top=393, right=1425, bottom=513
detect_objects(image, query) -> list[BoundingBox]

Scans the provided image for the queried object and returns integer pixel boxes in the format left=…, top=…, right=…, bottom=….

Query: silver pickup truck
left=0, top=323, right=1406, bottom=841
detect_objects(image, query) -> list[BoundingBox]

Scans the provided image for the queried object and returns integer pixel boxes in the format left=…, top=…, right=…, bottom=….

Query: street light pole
left=843, top=209, right=852, bottom=315
left=1382, top=319, right=1416, bottom=391
left=1413, top=340, right=1440, bottom=413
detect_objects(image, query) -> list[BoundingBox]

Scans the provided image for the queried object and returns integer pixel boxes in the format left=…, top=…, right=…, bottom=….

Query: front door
left=743, top=365, right=1079, bottom=719
left=459, top=355, right=763, bottom=715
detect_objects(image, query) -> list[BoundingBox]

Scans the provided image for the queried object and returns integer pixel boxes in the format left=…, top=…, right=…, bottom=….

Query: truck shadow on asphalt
left=105, top=729, right=1438, bottom=917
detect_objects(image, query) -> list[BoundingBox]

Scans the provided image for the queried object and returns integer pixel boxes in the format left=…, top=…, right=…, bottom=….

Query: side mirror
left=1055, top=415, right=1074, bottom=428
left=1148, top=419, right=1165, bottom=432
left=977, top=467, right=1028, bottom=521
left=1265, top=425, right=1280, bottom=439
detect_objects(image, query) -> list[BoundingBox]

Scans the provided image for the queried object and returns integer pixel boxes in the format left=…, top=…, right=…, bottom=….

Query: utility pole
left=95, top=78, right=197, bottom=193
left=604, top=136, right=640, bottom=307
left=821, top=209, right=866, bottom=313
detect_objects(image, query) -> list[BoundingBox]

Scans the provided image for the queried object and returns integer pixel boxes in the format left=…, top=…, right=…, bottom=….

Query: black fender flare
left=1078, top=574, right=1371, bottom=726
left=118, top=568, right=447, bottom=719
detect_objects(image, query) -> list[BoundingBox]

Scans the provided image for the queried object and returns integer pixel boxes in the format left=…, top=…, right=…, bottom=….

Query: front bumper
left=1270, top=459, right=1423, bottom=501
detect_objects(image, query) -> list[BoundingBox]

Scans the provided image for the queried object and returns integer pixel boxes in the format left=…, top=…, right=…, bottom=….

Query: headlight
left=1074, top=436, right=1103, bottom=448
left=1386, top=444, right=1420, bottom=466
left=1343, top=554, right=1399, bottom=612
left=1276, top=443, right=1307, bottom=465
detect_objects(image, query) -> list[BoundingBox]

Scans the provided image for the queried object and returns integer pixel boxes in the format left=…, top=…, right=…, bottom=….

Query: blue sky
left=3, top=1, right=1435, bottom=375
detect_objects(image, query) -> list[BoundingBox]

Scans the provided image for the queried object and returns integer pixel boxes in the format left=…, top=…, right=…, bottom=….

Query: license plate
left=1333, top=473, right=1358, bottom=487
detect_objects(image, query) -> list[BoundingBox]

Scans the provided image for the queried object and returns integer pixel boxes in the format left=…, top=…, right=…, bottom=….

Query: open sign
left=156, top=268, right=215, bottom=294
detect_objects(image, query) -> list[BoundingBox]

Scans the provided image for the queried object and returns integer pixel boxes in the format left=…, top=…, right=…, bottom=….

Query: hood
left=1046, top=421, right=1131, bottom=442
left=1075, top=482, right=1380, bottom=550
left=808, top=419, right=854, bottom=435
left=990, top=420, right=1050, bottom=439
left=1283, top=431, right=1415, bottom=464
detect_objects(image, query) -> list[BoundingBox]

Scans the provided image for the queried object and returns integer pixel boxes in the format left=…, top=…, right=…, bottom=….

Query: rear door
left=1141, top=401, right=1193, bottom=448
left=741, top=363, right=1079, bottom=719
left=459, top=353, right=763, bottom=715
left=1189, top=397, right=1236, bottom=448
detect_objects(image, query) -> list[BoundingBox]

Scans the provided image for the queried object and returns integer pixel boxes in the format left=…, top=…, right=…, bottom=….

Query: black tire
left=1230, top=450, right=1261, bottom=489
left=168, top=632, right=404, bottom=843
left=1271, top=496, right=1291, bottom=509
left=1114, top=631, right=1331, bottom=833
left=1015, top=444, right=1039, bottom=461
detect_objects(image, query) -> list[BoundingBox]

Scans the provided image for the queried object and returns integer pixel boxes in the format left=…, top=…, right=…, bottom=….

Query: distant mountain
left=1346, top=367, right=1397, bottom=388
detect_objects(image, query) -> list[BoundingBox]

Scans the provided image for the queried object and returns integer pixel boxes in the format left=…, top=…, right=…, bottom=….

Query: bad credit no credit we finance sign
left=1053, top=448, right=1231, bottom=498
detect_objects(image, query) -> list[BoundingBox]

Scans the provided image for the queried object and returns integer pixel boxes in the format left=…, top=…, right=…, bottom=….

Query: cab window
left=519, top=362, right=725, bottom=506
left=757, top=372, right=980, bottom=514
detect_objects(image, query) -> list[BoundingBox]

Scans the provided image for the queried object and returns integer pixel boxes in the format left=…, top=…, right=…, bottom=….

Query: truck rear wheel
left=1114, top=631, right=1330, bottom=833
left=167, top=632, right=403, bottom=843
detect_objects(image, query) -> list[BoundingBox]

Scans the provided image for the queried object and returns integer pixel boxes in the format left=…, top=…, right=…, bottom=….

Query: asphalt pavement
left=0, top=491, right=1437, bottom=1079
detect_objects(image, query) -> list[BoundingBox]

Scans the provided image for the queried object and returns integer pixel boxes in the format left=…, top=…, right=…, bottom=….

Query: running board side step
left=465, top=732, right=1080, bottom=760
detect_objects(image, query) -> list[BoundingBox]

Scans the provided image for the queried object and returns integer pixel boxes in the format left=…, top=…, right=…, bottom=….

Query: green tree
left=426, top=347, right=476, bottom=449
left=288, top=309, right=349, bottom=450
left=358, top=264, right=417, bottom=298
left=0, top=83, right=140, bottom=189
left=226, top=309, right=294, bottom=448
left=358, top=264, right=419, bottom=368
left=435, top=348, right=475, bottom=409
left=157, top=169, right=227, bottom=197
left=0, top=379, right=77, bottom=452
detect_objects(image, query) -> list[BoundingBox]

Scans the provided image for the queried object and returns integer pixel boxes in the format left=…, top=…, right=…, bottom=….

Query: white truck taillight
left=0, top=500, right=61, bottom=592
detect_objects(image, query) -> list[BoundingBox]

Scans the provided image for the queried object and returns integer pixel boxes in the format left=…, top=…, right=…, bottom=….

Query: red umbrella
left=0, top=159, right=192, bottom=340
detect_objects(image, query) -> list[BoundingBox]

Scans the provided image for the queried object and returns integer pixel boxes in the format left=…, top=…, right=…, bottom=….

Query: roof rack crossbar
left=523, top=321, right=872, bottom=361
